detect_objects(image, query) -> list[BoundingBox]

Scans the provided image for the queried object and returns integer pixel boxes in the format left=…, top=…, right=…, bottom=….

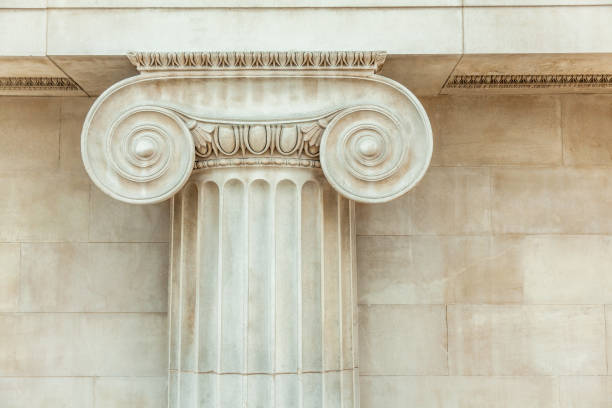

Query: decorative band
left=445, top=74, right=612, bottom=89
left=128, top=51, right=386, bottom=73
left=0, top=77, right=80, bottom=91
left=194, top=156, right=321, bottom=170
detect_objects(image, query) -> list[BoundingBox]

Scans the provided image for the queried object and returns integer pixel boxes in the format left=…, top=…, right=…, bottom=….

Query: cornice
left=0, top=76, right=80, bottom=91
left=127, top=51, right=387, bottom=73
left=445, top=73, right=612, bottom=89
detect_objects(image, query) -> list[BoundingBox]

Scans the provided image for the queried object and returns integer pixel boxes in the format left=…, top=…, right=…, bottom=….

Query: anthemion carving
left=445, top=73, right=612, bottom=89
left=81, top=50, right=433, bottom=407
left=0, top=76, right=80, bottom=91
left=128, top=51, right=387, bottom=72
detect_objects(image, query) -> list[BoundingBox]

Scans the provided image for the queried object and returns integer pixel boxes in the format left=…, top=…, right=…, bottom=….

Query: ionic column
left=80, top=51, right=433, bottom=408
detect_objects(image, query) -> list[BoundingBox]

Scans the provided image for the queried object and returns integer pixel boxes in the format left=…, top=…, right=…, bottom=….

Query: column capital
left=81, top=50, right=433, bottom=204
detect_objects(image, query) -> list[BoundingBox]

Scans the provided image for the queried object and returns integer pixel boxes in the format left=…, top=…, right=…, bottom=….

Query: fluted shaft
left=168, top=166, right=358, bottom=408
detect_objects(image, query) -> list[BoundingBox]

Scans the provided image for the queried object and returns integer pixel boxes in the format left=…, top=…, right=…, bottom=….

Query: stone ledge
left=3, top=53, right=612, bottom=97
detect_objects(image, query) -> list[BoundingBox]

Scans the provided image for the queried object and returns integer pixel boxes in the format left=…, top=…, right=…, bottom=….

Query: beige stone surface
left=464, top=6, right=612, bottom=53
left=0, top=0, right=46, bottom=7
left=0, top=244, right=20, bottom=312
left=379, top=54, right=460, bottom=96
left=0, top=57, right=65, bottom=77
left=0, top=98, right=60, bottom=171
left=492, top=167, right=612, bottom=234
left=0, top=378, right=94, bottom=408
left=562, top=95, right=612, bottom=165
left=60, top=97, right=95, bottom=173
left=0, top=172, right=89, bottom=241
left=366, top=234, right=612, bottom=305
left=0, top=313, right=167, bottom=376
left=357, top=235, right=524, bottom=305
left=357, top=235, right=448, bottom=305
left=559, top=376, right=612, bottom=408
left=359, top=305, right=447, bottom=375
left=424, top=95, right=562, bottom=166
left=47, top=0, right=462, bottom=6
left=46, top=8, right=462, bottom=54
left=8, top=0, right=608, bottom=7
left=20, top=243, right=168, bottom=312
left=358, top=233, right=612, bottom=306
left=606, top=306, right=612, bottom=374
left=358, top=233, right=612, bottom=305
left=452, top=53, right=612, bottom=76
left=466, top=0, right=612, bottom=4
left=0, top=58, right=85, bottom=97
left=357, top=167, right=491, bottom=235
left=444, top=236, right=525, bottom=305
left=356, top=194, right=414, bottom=235
left=403, top=167, right=491, bottom=235
left=94, top=377, right=166, bottom=408
left=448, top=305, right=606, bottom=375
left=50, top=56, right=138, bottom=96
left=0, top=10, right=46, bottom=55
left=89, top=186, right=170, bottom=242
left=360, top=376, right=560, bottom=408
left=519, top=235, right=612, bottom=304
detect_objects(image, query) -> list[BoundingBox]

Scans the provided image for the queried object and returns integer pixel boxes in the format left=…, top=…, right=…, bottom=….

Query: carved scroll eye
left=319, top=105, right=432, bottom=203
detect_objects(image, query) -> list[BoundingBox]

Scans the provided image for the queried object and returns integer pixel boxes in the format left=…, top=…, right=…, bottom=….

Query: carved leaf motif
left=300, top=114, right=335, bottom=147
left=300, top=123, right=326, bottom=148
left=128, top=51, right=388, bottom=73
left=192, top=124, right=215, bottom=146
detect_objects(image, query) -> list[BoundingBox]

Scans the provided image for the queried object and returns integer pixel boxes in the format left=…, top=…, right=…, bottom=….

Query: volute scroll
left=82, top=104, right=195, bottom=204
left=319, top=102, right=432, bottom=203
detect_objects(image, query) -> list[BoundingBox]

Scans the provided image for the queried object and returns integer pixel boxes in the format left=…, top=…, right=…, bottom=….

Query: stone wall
left=0, top=97, right=169, bottom=406
left=0, top=94, right=611, bottom=406
left=357, top=94, right=612, bottom=407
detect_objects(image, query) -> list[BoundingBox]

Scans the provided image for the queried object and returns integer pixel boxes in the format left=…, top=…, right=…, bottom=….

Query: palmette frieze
left=127, top=51, right=387, bottom=72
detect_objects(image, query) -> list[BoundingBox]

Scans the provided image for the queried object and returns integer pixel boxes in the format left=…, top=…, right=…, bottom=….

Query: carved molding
left=182, top=107, right=340, bottom=163
left=127, top=51, right=387, bottom=72
left=0, top=76, right=79, bottom=91
left=445, top=74, right=612, bottom=89
left=82, top=51, right=432, bottom=204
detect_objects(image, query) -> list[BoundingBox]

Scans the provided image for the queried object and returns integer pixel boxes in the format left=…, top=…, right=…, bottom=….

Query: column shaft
left=168, top=167, right=358, bottom=408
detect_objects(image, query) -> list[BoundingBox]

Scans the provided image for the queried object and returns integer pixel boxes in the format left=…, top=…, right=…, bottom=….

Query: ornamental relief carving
left=445, top=73, right=612, bottom=89
left=128, top=51, right=386, bottom=72
left=181, top=107, right=341, bottom=168
left=0, top=76, right=79, bottom=91
left=97, top=101, right=428, bottom=203
left=82, top=51, right=433, bottom=204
